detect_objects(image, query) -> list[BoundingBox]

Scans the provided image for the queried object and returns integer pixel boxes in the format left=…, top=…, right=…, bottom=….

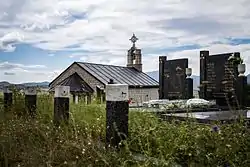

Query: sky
left=1, top=0, right=250, bottom=84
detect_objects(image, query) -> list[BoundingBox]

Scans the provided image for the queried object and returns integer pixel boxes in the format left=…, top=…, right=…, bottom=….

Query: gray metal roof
left=76, top=62, right=159, bottom=87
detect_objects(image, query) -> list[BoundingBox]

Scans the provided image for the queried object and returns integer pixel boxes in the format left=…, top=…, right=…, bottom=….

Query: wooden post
left=25, top=87, right=37, bottom=117
left=106, top=79, right=129, bottom=149
left=54, top=86, right=70, bottom=126
left=3, top=86, right=13, bottom=112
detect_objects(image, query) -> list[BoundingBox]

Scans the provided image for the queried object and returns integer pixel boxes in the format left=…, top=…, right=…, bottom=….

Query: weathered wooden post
left=3, top=86, right=13, bottom=112
left=236, top=63, right=247, bottom=110
left=186, top=68, right=193, bottom=99
left=54, top=86, right=70, bottom=126
left=106, top=79, right=129, bottom=149
left=25, top=86, right=37, bottom=117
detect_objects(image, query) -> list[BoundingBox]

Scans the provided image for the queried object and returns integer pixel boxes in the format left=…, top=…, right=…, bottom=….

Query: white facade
left=128, top=87, right=159, bottom=105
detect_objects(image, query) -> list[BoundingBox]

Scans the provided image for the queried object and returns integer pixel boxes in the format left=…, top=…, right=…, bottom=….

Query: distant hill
left=146, top=71, right=250, bottom=89
left=0, top=72, right=249, bottom=92
left=146, top=71, right=159, bottom=82
left=0, top=81, right=50, bottom=91
left=22, top=81, right=50, bottom=87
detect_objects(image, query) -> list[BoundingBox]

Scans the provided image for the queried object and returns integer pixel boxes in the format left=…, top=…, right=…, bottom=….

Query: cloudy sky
left=0, top=0, right=250, bottom=83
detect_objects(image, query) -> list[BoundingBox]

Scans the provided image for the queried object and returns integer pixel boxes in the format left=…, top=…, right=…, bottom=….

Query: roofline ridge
left=78, top=62, right=159, bottom=84
left=76, top=61, right=131, bottom=68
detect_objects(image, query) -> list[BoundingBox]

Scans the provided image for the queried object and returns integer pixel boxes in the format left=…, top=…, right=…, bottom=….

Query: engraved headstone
left=200, top=51, right=241, bottom=108
left=159, top=57, right=189, bottom=100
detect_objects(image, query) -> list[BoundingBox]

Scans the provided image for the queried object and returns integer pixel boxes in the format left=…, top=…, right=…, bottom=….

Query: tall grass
left=0, top=91, right=250, bottom=166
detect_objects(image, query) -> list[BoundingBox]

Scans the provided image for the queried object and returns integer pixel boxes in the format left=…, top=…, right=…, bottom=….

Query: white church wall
left=128, top=88, right=159, bottom=105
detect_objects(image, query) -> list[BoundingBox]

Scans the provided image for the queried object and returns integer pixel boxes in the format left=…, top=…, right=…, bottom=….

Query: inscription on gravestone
left=159, top=56, right=188, bottom=100
left=200, top=51, right=240, bottom=107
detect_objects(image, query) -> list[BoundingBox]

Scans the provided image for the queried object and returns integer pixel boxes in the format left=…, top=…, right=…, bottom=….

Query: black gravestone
left=105, top=79, right=129, bottom=149
left=159, top=56, right=166, bottom=99
left=200, top=51, right=240, bottom=109
left=159, top=56, right=188, bottom=100
left=4, top=92, right=12, bottom=112
left=186, top=77, right=193, bottom=99
left=53, top=86, right=70, bottom=126
left=247, top=85, right=250, bottom=107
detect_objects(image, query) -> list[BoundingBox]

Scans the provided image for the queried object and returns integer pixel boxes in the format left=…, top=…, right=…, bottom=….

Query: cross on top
left=129, top=33, right=138, bottom=45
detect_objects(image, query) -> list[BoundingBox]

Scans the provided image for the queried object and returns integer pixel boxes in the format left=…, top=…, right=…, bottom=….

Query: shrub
left=0, top=92, right=250, bottom=166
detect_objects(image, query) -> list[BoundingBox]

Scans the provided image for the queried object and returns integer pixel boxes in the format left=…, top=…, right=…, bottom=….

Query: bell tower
left=127, top=33, right=142, bottom=72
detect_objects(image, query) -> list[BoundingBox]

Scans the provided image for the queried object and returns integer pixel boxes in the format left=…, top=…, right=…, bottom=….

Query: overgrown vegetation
left=0, top=91, right=250, bottom=167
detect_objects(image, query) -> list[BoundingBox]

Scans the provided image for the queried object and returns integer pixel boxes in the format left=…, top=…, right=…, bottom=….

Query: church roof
left=49, top=72, right=94, bottom=93
left=76, top=62, right=159, bottom=87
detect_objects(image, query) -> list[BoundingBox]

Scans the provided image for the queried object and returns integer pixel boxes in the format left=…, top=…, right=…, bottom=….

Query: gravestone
left=25, top=87, right=37, bottom=117
left=106, top=79, right=129, bottom=149
left=3, top=86, right=12, bottom=112
left=159, top=56, right=189, bottom=100
left=199, top=51, right=242, bottom=109
left=54, top=86, right=70, bottom=126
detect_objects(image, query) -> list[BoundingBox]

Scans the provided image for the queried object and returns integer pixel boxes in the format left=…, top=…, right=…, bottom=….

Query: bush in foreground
left=0, top=93, right=250, bottom=166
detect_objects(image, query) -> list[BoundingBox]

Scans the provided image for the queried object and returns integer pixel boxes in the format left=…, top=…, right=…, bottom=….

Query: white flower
left=82, top=148, right=86, bottom=154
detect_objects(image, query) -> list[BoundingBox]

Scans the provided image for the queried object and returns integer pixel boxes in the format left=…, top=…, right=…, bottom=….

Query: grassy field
left=0, top=91, right=250, bottom=167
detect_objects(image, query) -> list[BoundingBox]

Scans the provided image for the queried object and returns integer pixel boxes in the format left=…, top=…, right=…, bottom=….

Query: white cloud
left=0, top=61, right=49, bottom=83
left=166, top=43, right=250, bottom=75
left=1, top=0, right=250, bottom=50
left=0, top=61, right=46, bottom=70
left=4, top=72, right=15, bottom=76
left=0, top=63, right=62, bottom=84
left=0, top=70, right=59, bottom=84
left=1, top=0, right=250, bottom=82
left=68, top=52, right=84, bottom=58
left=48, top=53, right=55, bottom=57
left=0, top=32, right=24, bottom=51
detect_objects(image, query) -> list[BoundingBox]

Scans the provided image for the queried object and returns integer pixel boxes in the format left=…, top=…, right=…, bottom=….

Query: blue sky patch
left=226, top=38, right=250, bottom=46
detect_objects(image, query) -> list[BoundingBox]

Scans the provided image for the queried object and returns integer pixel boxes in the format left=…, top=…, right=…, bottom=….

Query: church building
left=49, top=34, right=159, bottom=104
